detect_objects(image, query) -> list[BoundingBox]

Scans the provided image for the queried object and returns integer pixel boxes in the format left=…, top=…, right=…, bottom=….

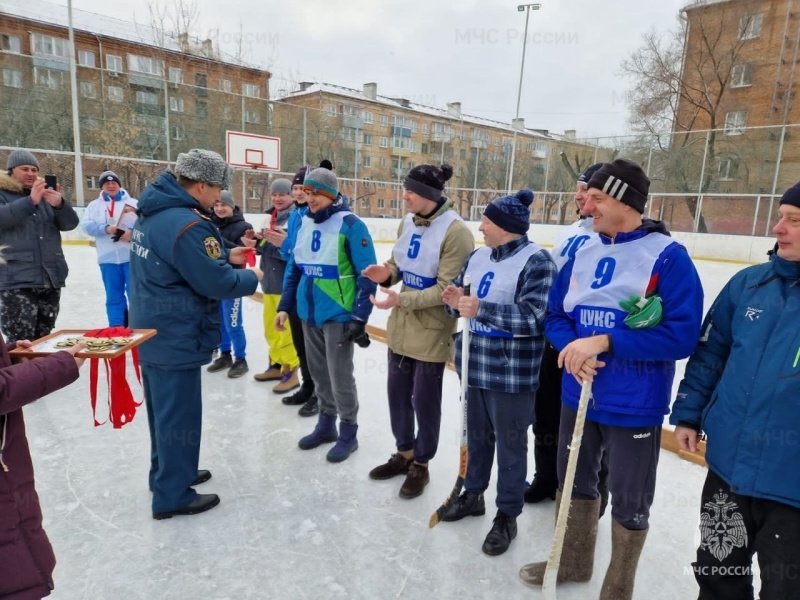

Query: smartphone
left=44, top=175, right=57, bottom=189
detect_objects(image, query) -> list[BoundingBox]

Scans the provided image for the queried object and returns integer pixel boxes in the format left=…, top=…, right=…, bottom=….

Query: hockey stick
left=542, top=366, right=594, bottom=600
left=428, top=275, right=471, bottom=529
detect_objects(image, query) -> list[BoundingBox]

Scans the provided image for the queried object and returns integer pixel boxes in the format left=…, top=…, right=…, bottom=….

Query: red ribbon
left=85, top=327, right=142, bottom=429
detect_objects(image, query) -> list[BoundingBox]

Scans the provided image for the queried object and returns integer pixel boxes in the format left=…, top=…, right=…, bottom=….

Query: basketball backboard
left=226, top=130, right=281, bottom=171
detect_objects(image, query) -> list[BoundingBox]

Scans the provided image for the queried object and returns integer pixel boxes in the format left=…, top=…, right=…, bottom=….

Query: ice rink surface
left=23, top=243, right=753, bottom=599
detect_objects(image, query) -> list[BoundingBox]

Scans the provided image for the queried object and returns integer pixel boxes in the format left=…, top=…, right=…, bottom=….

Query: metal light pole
left=506, top=3, right=541, bottom=194
left=67, top=0, right=85, bottom=205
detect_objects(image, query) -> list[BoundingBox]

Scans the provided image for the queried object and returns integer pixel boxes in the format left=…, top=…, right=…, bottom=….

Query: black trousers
left=532, top=343, right=562, bottom=485
left=0, top=287, right=61, bottom=343
left=694, top=469, right=800, bottom=600
left=288, top=308, right=314, bottom=392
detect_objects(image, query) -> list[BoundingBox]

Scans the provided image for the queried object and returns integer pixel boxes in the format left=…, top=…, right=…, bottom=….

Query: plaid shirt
left=445, top=236, right=556, bottom=393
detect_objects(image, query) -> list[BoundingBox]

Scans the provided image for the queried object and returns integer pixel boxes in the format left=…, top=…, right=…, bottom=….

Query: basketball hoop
left=226, top=131, right=280, bottom=171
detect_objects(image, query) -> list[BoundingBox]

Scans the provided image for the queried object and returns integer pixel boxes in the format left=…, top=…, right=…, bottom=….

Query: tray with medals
left=9, top=329, right=157, bottom=359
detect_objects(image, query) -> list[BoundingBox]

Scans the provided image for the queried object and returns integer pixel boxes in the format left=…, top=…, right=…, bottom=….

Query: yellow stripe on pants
left=262, top=294, right=299, bottom=369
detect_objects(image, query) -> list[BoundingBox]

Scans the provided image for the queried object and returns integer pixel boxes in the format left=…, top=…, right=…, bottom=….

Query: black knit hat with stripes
left=586, top=158, right=650, bottom=214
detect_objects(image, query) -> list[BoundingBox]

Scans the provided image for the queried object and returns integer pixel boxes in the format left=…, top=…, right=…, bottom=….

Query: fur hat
left=483, top=189, right=534, bottom=235
left=174, top=149, right=232, bottom=188
left=586, top=159, right=650, bottom=214
left=99, top=170, right=121, bottom=187
left=6, top=149, right=39, bottom=171
left=404, top=163, right=454, bottom=202
left=270, top=178, right=292, bottom=195
left=303, top=168, right=338, bottom=201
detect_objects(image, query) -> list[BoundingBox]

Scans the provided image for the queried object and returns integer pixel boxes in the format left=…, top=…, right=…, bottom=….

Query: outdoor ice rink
left=28, top=242, right=753, bottom=599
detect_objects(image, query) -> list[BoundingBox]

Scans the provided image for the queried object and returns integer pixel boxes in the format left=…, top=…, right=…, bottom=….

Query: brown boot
left=399, top=463, right=429, bottom=499
left=254, top=364, right=282, bottom=382
left=518, top=490, right=600, bottom=588
left=272, top=369, right=300, bottom=394
left=599, top=521, right=648, bottom=600
left=369, top=453, right=412, bottom=480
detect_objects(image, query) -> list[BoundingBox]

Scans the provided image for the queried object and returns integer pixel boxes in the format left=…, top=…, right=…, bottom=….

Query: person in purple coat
left=0, top=279, right=87, bottom=598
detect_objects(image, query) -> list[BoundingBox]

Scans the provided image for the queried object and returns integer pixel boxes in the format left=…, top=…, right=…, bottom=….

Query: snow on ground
left=23, top=244, right=750, bottom=599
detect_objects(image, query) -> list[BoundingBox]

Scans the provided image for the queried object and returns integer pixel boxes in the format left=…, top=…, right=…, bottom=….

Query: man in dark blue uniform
left=129, top=149, right=260, bottom=520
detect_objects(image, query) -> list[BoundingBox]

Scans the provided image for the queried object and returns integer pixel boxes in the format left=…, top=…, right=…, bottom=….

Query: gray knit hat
left=270, top=178, right=292, bottom=195
left=7, top=149, right=40, bottom=171
left=219, top=190, right=236, bottom=208
left=174, top=149, right=232, bottom=188
left=302, top=168, right=338, bottom=200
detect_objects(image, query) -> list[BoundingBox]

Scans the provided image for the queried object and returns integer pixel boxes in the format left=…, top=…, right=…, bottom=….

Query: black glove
left=344, top=320, right=370, bottom=348
left=111, top=228, right=124, bottom=242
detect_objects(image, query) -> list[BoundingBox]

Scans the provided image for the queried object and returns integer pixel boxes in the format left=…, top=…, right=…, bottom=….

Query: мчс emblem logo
left=697, top=492, right=748, bottom=561
left=203, top=236, right=222, bottom=259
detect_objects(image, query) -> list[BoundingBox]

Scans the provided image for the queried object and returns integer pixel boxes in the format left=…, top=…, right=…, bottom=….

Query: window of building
left=82, top=144, right=97, bottom=154
left=410, top=141, right=418, bottom=152
left=31, top=33, right=68, bottom=58
left=171, top=125, right=185, bottom=141
left=107, top=85, right=123, bottom=103
left=86, top=175, right=99, bottom=189
left=79, top=81, right=96, bottom=99
left=731, top=63, right=754, bottom=88
left=421, top=143, right=429, bottom=154
left=422, top=123, right=430, bottom=134
left=135, top=90, right=158, bottom=105
left=459, top=149, right=467, bottom=160
left=363, top=134, right=372, bottom=145
left=363, top=111, right=374, bottom=124
left=169, top=67, right=183, bottom=84
left=220, top=79, right=232, bottom=93
left=391, top=199, right=401, bottom=210
left=245, top=109, right=260, bottom=124
left=326, top=104, right=337, bottom=117
left=724, top=110, right=747, bottom=135
left=78, top=50, right=95, bottom=67
left=377, top=198, right=385, bottom=209
left=128, top=54, right=164, bottom=77
left=106, top=54, right=123, bottom=74
left=717, top=157, right=739, bottom=180
left=738, top=13, right=763, bottom=40
left=363, top=156, right=371, bottom=167
left=1, top=34, right=21, bottom=54
left=195, top=72, right=207, bottom=88
left=407, top=161, right=414, bottom=169
left=243, top=83, right=260, bottom=98
left=2, top=68, right=22, bottom=88
left=379, top=136, right=389, bottom=148
left=196, top=100, right=208, bottom=119
left=380, top=115, right=389, bottom=127
left=360, top=198, right=370, bottom=209
left=379, top=157, right=387, bottom=167
left=170, top=96, right=184, bottom=112
left=34, top=67, right=63, bottom=89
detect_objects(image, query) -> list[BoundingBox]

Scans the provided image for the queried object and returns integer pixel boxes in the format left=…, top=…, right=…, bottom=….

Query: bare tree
left=621, top=4, right=758, bottom=232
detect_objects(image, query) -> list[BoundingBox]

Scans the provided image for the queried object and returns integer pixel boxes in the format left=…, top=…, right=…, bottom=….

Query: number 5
left=407, top=233, right=421, bottom=259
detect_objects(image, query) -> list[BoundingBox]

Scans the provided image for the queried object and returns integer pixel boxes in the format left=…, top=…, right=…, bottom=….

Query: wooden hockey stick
left=429, top=275, right=471, bottom=528
left=542, top=368, right=594, bottom=599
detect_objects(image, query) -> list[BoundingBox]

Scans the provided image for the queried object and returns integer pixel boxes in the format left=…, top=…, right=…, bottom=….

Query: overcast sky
left=65, top=0, right=689, bottom=139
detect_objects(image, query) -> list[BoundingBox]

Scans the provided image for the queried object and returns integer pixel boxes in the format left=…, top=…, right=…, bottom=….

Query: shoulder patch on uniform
left=203, top=236, right=222, bottom=259
left=361, top=239, right=368, bottom=247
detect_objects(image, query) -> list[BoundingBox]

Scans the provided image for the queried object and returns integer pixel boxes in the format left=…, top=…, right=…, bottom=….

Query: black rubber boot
left=206, top=352, right=232, bottom=373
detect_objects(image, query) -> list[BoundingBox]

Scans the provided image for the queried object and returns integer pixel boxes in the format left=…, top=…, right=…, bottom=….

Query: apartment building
left=273, top=81, right=575, bottom=217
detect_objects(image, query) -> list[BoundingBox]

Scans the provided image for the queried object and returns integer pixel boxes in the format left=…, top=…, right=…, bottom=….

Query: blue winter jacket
left=129, top=171, right=258, bottom=369
left=278, top=196, right=376, bottom=327
left=672, top=255, right=800, bottom=508
left=545, top=222, right=704, bottom=427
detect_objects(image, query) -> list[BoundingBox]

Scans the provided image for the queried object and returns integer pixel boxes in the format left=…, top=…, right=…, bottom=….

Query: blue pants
left=99, top=262, right=130, bottom=327
left=143, top=366, right=203, bottom=514
left=465, top=387, right=534, bottom=517
left=219, top=297, right=246, bottom=359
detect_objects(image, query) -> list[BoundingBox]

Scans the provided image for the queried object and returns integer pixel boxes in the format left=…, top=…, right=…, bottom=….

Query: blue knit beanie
left=780, top=181, right=800, bottom=208
left=483, top=189, right=534, bottom=235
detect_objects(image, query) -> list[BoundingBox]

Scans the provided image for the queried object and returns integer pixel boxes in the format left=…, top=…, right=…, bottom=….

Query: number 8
left=311, top=230, right=321, bottom=252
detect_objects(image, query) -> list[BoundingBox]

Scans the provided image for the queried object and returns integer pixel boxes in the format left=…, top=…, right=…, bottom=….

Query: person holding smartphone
left=0, top=149, right=79, bottom=343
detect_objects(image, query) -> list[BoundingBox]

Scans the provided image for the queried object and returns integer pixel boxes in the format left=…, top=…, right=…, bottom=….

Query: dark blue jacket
left=129, top=171, right=258, bottom=369
left=546, top=221, right=704, bottom=427
left=672, top=255, right=800, bottom=508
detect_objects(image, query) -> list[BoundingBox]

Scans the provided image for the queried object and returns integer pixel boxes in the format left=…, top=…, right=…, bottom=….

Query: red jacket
left=0, top=339, right=79, bottom=599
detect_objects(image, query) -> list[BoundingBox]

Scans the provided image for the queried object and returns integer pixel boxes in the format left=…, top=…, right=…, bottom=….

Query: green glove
left=619, top=294, right=663, bottom=329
